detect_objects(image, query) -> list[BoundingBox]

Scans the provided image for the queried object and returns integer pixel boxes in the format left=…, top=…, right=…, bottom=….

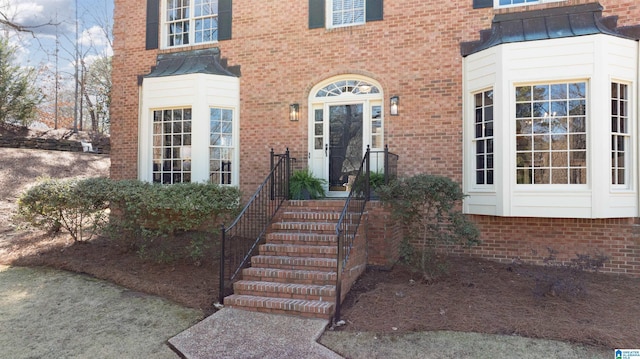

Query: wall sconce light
left=390, top=96, right=399, bottom=116
left=289, top=103, right=300, bottom=122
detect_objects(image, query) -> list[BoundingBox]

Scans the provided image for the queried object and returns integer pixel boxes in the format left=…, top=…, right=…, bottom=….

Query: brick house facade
left=111, top=0, right=640, bottom=276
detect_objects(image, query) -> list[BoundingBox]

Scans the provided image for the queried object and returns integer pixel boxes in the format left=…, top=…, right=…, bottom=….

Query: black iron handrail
left=333, top=145, right=398, bottom=323
left=218, top=148, right=290, bottom=304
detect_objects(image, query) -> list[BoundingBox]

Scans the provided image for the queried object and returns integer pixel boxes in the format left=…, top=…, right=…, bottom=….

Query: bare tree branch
left=0, top=11, right=58, bottom=36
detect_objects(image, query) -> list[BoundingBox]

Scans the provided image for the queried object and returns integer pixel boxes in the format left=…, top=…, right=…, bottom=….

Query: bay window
left=463, top=34, right=637, bottom=218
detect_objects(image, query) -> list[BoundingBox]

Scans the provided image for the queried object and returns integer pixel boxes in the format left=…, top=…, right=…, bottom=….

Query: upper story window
left=309, top=0, right=383, bottom=30
left=330, top=0, right=365, bottom=28
left=166, top=0, right=219, bottom=47
left=496, top=0, right=564, bottom=8
left=515, top=82, right=587, bottom=185
left=472, top=0, right=565, bottom=9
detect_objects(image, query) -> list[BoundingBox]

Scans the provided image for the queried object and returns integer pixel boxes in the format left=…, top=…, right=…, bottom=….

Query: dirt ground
left=1, top=147, right=639, bottom=357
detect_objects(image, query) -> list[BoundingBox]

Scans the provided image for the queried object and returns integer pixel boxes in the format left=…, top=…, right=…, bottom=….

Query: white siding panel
left=511, top=191, right=592, bottom=218
left=504, top=38, right=595, bottom=80
left=465, top=48, right=498, bottom=91
left=464, top=192, right=498, bottom=215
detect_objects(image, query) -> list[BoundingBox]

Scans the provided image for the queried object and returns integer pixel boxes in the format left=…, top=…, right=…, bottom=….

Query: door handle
left=325, top=144, right=328, bottom=157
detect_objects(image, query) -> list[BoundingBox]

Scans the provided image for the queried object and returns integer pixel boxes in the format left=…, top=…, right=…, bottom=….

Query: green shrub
left=108, top=180, right=241, bottom=238
left=289, top=169, right=326, bottom=200
left=17, top=177, right=111, bottom=242
left=17, top=177, right=241, bottom=252
left=377, top=174, right=480, bottom=280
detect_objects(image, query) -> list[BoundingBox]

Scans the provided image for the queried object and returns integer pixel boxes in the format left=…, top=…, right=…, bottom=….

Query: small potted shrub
left=289, top=169, right=326, bottom=200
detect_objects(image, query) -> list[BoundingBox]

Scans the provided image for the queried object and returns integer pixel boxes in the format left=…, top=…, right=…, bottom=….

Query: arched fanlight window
left=315, top=79, right=380, bottom=97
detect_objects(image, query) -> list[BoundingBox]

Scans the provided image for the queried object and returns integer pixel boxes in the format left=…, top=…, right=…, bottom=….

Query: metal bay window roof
left=461, top=3, right=640, bottom=57
left=144, top=48, right=240, bottom=79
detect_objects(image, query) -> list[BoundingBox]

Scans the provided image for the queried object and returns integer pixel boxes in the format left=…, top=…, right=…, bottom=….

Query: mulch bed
left=2, top=230, right=638, bottom=350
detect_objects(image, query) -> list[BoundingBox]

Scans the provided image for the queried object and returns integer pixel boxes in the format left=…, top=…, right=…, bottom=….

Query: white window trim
left=472, top=88, right=495, bottom=190
left=494, top=0, right=565, bottom=9
left=209, top=107, right=236, bottom=186
left=326, top=0, right=366, bottom=29
left=610, top=79, right=634, bottom=191
left=161, top=0, right=219, bottom=49
left=512, top=80, right=588, bottom=187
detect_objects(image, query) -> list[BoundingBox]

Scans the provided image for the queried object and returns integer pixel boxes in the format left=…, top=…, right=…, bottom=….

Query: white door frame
left=307, top=76, right=384, bottom=197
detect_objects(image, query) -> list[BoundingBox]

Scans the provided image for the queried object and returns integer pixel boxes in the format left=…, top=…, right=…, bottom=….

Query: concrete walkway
left=168, top=308, right=343, bottom=359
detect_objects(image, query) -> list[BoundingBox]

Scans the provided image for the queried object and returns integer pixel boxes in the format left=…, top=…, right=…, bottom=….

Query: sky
left=1, top=0, right=113, bottom=82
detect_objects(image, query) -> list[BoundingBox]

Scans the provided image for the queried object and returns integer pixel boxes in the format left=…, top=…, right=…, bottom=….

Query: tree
left=0, top=38, right=42, bottom=126
left=81, top=55, right=111, bottom=133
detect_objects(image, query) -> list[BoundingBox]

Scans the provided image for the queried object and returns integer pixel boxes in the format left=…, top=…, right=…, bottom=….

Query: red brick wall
left=111, top=0, right=640, bottom=276
left=366, top=202, right=403, bottom=268
left=452, top=216, right=640, bottom=276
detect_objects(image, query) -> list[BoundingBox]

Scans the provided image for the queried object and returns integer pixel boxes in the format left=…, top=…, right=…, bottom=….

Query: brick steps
left=233, top=281, right=336, bottom=300
left=259, top=243, right=338, bottom=258
left=251, top=255, right=337, bottom=272
left=223, top=200, right=346, bottom=319
left=265, top=232, right=338, bottom=245
left=223, top=294, right=334, bottom=318
left=242, top=267, right=337, bottom=285
left=270, top=221, right=337, bottom=233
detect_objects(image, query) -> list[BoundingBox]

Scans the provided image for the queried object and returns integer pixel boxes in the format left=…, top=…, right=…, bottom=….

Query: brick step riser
left=259, top=245, right=338, bottom=259
left=271, top=223, right=337, bottom=233
left=223, top=296, right=334, bottom=319
left=233, top=281, right=336, bottom=301
left=264, top=234, right=338, bottom=246
left=250, top=259, right=337, bottom=272
left=278, top=213, right=342, bottom=223
left=283, top=200, right=346, bottom=210
left=242, top=270, right=337, bottom=286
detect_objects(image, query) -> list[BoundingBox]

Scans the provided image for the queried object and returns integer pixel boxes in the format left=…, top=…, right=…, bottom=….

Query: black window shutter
left=218, top=0, right=232, bottom=40
left=473, top=0, right=493, bottom=9
left=366, top=0, right=383, bottom=22
left=309, top=0, right=325, bottom=29
left=145, top=0, right=159, bottom=50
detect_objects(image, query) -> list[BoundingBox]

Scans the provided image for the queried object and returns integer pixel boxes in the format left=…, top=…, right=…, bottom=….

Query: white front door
left=308, top=77, right=384, bottom=197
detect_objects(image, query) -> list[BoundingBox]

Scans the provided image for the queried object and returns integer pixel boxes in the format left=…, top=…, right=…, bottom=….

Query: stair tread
left=224, top=294, right=335, bottom=312
left=252, top=255, right=337, bottom=264
left=235, top=280, right=335, bottom=290
left=243, top=267, right=337, bottom=275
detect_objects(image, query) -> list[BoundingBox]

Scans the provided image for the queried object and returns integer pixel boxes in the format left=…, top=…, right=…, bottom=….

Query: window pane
left=210, top=107, right=235, bottom=185
left=152, top=107, right=192, bottom=184
left=517, top=168, right=532, bottom=184
left=611, top=82, right=630, bottom=186
left=516, top=136, right=531, bottom=151
left=516, top=152, right=531, bottom=167
left=514, top=81, right=587, bottom=185
left=472, top=89, right=494, bottom=185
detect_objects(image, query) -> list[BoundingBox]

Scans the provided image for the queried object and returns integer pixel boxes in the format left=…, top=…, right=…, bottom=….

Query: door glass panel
left=371, top=105, right=382, bottom=149
left=329, top=104, right=363, bottom=192
left=314, top=109, right=323, bottom=150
